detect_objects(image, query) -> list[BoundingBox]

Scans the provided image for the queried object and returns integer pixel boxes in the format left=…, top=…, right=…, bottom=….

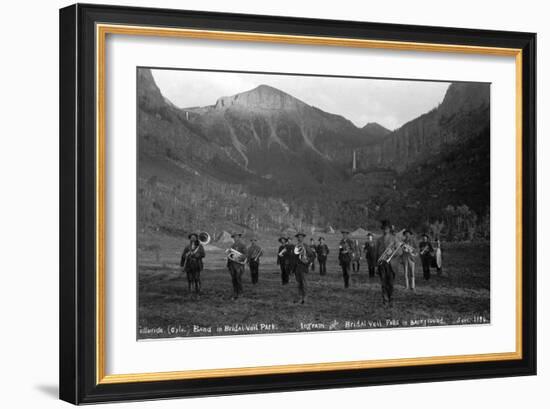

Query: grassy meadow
left=138, top=231, right=490, bottom=339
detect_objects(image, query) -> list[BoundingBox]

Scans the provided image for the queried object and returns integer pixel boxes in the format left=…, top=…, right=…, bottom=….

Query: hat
left=230, top=232, right=242, bottom=238
left=278, top=236, right=289, bottom=243
left=422, top=233, right=430, bottom=239
left=188, top=232, right=198, bottom=239
left=380, top=220, right=391, bottom=230
left=295, top=232, right=306, bottom=238
left=403, top=229, right=413, bottom=235
left=366, top=232, right=373, bottom=237
left=318, top=236, right=325, bottom=241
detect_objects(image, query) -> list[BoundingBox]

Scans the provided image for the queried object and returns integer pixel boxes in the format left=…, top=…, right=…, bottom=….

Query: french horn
left=293, top=244, right=309, bottom=264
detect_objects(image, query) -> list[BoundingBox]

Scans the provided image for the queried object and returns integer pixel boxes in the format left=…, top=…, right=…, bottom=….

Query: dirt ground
left=137, top=232, right=490, bottom=339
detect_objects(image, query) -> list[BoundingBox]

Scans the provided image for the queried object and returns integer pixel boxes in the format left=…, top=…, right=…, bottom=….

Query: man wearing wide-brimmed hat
left=401, top=229, right=418, bottom=291
left=226, top=231, right=247, bottom=299
left=292, top=232, right=315, bottom=304
left=309, top=237, right=317, bottom=272
left=419, top=233, right=435, bottom=280
left=375, top=220, right=399, bottom=306
left=338, top=229, right=354, bottom=288
left=247, top=237, right=263, bottom=284
left=180, top=232, right=205, bottom=295
left=363, top=232, right=376, bottom=278
left=276, top=236, right=292, bottom=285
left=316, top=237, right=329, bottom=276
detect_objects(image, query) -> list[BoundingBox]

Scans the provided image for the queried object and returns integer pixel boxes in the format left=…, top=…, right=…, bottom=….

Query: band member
left=180, top=233, right=205, bottom=295
left=363, top=233, right=376, bottom=278
left=317, top=237, right=329, bottom=275
left=419, top=234, right=434, bottom=280
left=338, top=229, right=354, bottom=288
left=434, top=239, right=443, bottom=276
left=351, top=239, right=361, bottom=273
left=309, top=238, right=317, bottom=272
left=287, top=237, right=297, bottom=276
left=401, top=229, right=417, bottom=291
left=276, top=236, right=292, bottom=285
left=227, top=232, right=247, bottom=299
left=376, top=220, right=398, bottom=306
left=247, top=237, right=263, bottom=284
left=293, top=232, right=315, bottom=304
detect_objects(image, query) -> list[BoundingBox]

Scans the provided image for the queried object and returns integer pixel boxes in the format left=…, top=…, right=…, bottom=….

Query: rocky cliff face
left=355, top=82, right=490, bottom=172
left=180, top=83, right=380, bottom=184
left=214, top=85, right=306, bottom=111
left=138, top=69, right=490, bottom=231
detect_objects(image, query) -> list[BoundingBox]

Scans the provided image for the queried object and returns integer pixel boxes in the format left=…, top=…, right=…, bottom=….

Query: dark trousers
left=378, top=261, right=395, bottom=304
left=421, top=255, right=431, bottom=280
left=341, top=262, right=351, bottom=288
left=184, top=267, right=201, bottom=293
left=367, top=259, right=375, bottom=277
left=280, top=263, right=290, bottom=285
left=294, top=264, right=308, bottom=302
left=318, top=256, right=327, bottom=275
left=310, top=258, right=316, bottom=272
left=352, top=260, right=360, bottom=272
left=228, top=262, right=244, bottom=298
left=249, top=260, right=259, bottom=284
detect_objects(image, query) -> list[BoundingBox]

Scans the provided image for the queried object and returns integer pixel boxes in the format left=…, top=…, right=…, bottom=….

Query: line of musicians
left=182, top=221, right=442, bottom=304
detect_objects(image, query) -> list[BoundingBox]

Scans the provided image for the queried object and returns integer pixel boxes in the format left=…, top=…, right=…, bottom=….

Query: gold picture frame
left=60, top=3, right=536, bottom=404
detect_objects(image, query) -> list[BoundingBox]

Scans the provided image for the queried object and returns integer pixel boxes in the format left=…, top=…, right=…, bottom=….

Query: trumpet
left=225, top=248, right=247, bottom=265
left=420, top=245, right=431, bottom=255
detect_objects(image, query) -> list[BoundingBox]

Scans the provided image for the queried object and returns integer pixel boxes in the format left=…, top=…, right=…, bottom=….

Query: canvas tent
left=350, top=228, right=369, bottom=237
left=217, top=230, right=233, bottom=244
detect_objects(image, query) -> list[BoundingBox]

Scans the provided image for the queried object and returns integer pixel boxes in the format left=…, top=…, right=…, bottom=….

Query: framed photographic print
left=59, top=3, right=536, bottom=404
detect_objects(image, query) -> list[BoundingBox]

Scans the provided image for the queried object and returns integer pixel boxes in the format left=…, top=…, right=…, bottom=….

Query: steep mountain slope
left=347, top=82, right=491, bottom=229
left=355, top=82, right=490, bottom=172
left=181, top=84, right=378, bottom=184
left=138, top=68, right=490, bottom=235
left=361, top=122, right=391, bottom=142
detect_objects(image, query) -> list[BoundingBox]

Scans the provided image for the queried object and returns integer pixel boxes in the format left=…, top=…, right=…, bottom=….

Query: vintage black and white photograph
left=137, top=67, right=490, bottom=339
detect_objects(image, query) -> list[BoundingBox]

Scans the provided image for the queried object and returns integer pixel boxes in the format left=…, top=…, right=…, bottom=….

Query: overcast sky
left=151, top=69, right=451, bottom=130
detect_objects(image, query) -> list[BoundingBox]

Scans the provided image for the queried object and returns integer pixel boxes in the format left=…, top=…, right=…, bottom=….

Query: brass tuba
left=198, top=231, right=211, bottom=246
left=249, top=246, right=263, bottom=262
left=225, top=248, right=247, bottom=264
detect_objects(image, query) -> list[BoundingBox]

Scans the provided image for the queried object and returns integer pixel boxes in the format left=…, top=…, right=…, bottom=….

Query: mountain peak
left=215, top=84, right=305, bottom=111
left=361, top=122, right=391, bottom=138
